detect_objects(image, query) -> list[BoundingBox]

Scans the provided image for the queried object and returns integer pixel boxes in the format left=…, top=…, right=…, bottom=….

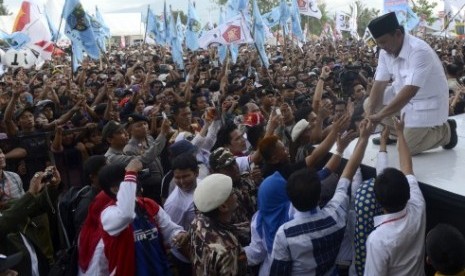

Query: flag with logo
left=279, top=0, right=291, bottom=29
left=63, top=0, right=100, bottom=70
left=298, top=0, right=322, bottom=19
left=176, top=13, right=185, bottom=43
left=12, top=0, right=55, bottom=61
left=186, top=0, right=201, bottom=51
left=198, top=14, right=253, bottom=49
left=252, top=0, right=269, bottom=68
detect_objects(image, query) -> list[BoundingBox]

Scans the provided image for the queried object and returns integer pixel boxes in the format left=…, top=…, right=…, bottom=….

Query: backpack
left=57, top=185, right=92, bottom=248
left=48, top=186, right=92, bottom=276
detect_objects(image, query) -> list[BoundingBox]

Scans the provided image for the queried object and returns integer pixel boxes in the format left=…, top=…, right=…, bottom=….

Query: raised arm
left=394, top=114, right=413, bottom=175
left=340, top=119, right=373, bottom=180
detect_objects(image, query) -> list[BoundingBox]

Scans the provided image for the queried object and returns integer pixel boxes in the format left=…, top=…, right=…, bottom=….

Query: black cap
left=368, top=12, right=400, bottom=39
left=14, top=106, right=35, bottom=121
left=0, top=252, right=23, bottom=272
left=125, top=113, right=149, bottom=127
left=257, top=87, right=277, bottom=97
left=169, top=140, right=197, bottom=158
left=102, top=120, right=125, bottom=141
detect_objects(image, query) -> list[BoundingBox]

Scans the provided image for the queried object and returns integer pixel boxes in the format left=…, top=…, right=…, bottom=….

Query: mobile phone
left=162, top=112, right=168, bottom=120
left=275, top=108, right=281, bottom=116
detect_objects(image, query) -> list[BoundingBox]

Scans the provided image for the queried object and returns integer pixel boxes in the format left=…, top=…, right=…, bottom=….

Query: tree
left=0, top=0, right=9, bottom=15
left=306, top=2, right=332, bottom=35
left=172, top=10, right=187, bottom=25
left=351, top=0, right=380, bottom=36
left=411, top=0, right=437, bottom=25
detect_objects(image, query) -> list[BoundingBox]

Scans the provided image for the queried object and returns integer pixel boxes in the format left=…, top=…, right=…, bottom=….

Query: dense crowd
left=0, top=26, right=464, bottom=276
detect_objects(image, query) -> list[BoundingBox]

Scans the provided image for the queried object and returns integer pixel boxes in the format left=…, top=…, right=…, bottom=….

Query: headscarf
left=256, top=171, right=291, bottom=252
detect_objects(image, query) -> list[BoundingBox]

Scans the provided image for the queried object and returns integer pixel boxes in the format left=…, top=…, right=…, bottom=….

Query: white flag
left=297, top=0, right=322, bottom=19
left=198, top=14, right=253, bottom=49
left=335, top=11, right=351, bottom=32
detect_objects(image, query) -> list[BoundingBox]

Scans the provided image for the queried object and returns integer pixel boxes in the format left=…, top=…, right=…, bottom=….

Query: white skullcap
left=291, top=119, right=310, bottom=142
left=194, top=174, right=232, bottom=213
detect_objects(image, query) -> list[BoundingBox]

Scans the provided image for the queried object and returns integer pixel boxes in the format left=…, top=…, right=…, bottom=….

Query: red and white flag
left=297, top=0, right=322, bottom=19
left=12, top=0, right=54, bottom=62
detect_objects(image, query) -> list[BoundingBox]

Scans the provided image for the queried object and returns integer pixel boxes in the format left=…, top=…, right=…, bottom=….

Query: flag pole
left=143, top=5, right=150, bottom=44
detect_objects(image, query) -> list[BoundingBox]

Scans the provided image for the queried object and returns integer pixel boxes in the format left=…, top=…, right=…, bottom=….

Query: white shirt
left=363, top=175, right=426, bottom=276
left=375, top=34, right=448, bottom=127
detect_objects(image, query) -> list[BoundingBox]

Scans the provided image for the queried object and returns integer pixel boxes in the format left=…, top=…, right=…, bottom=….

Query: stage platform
left=340, top=113, right=465, bottom=197
left=335, top=113, right=465, bottom=240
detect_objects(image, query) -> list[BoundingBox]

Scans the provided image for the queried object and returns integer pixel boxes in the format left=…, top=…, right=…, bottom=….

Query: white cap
left=194, top=174, right=233, bottom=213
left=291, top=119, right=310, bottom=142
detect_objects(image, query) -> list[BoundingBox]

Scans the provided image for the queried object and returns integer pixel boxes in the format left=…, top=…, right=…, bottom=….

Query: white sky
left=3, top=0, right=443, bottom=23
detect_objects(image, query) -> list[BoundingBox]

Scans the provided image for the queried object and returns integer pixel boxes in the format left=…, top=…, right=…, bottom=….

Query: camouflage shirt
left=189, top=213, right=248, bottom=276
left=231, top=176, right=258, bottom=226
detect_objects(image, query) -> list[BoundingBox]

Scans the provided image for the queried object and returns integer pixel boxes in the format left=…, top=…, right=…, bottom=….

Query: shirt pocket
left=412, top=97, right=439, bottom=111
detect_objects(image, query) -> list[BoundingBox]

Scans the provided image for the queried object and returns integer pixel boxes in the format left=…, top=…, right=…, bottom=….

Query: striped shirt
left=0, top=171, right=25, bottom=203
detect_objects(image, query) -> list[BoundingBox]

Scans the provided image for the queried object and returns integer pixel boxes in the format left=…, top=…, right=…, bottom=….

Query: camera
left=41, top=170, right=54, bottom=183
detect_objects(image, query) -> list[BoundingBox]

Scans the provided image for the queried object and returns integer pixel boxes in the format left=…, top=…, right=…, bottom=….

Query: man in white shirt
left=364, top=115, right=426, bottom=276
left=366, top=12, right=457, bottom=155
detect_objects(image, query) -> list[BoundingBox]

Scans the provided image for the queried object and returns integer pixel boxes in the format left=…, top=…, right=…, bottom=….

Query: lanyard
left=377, top=213, right=407, bottom=228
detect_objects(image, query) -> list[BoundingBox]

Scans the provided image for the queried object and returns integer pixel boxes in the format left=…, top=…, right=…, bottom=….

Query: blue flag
left=186, top=1, right=201, bottom=51
left=147, top=8, right=163, bottom=44
left=169, top=11, right=184, bottom=70
left=176, top=13, right=185, bottom=43
left=290, top=0, right=303, bottom=41
left=0, top=31, right=31, bottom=50
left=252, top=0, right=269, bottom=68
left=92, top=6, right=110, bottom=52
left=218, top=8, right=227, bottom=64
left=44, top=8, right=59, bottom=41
left=262, top=6, right=281, bottom=28
left=163, top=1, right=170, bottom=45
left=62, top=0, right=100, bottom=60
left=279, top=0, right=290, bottom=32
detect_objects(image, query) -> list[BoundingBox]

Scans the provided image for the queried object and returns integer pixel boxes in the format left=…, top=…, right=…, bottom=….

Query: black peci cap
left=368, top=12, right=401, bottom=39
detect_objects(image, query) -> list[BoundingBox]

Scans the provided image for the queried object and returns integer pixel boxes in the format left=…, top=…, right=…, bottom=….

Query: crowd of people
left=0, top=12, right=464, bottom=276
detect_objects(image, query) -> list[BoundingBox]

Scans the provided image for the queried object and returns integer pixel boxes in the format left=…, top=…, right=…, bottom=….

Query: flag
left=335, top=11, right=351, bottom=32
left=198, top=14, right=253, bottom=49
left=362, top=27, right=376, bottom=47
left=279, top=0, right=291, bottom=28
left=218, top=8, right=227, bottom=64
left=63, top=0, right=100, bottom=67
left=0, top=31, right=31, bottom=50
left=45, top=9, right=59, bottom=41
left=147, top=8, right=163, bottom=44
left=349, top=3, right=359, bottom=39
left=262, top=6, right=281, bottom=28
left=11, top=0, right=55, bottom=61
left=176, top=13, right=185, bottom=43
left=186, top=0, right=201, bottom=51
left=252, top=0, right=269, bottom=68
left=290, top=0, right=304, bottom=41
left=92, top=6, right=110, bottom=52
left=298, top=0, right=322, bottom=19
left=163, top=1, right=170, bottom=45
left=228, top=0, right=248, bottom=13
left=169, top=10, right=184, bottom=70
